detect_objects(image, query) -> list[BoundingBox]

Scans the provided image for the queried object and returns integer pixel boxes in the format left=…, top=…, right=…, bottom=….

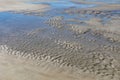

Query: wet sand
left=0, top=0, right=120, bottom=80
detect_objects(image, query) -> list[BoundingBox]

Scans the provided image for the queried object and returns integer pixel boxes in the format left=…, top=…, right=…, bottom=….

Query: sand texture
left=0, top=0, right=120, bottom=80
left=0, top=45, right=96, bottom=80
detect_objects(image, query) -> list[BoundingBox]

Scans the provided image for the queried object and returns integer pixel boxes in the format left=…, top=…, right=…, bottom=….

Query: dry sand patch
left=0, top=0, right=49, bottom=12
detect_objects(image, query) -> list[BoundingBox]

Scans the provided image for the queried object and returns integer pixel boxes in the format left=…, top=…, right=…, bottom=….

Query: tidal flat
left=0, top=0, right=120, bottom=80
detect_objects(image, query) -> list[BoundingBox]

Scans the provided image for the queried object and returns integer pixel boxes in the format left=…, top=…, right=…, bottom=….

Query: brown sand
left=0, top=0, right=120, bottom=80
left=0, top=45, right=96, bottom=80
left=71, top=0, right=106, bottom=5
left=84, top=4, right=120, bottom=10
left=71, top=0, right=120, bottom=10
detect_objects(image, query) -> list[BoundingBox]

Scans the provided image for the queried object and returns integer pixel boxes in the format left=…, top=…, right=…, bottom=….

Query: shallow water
left=0, top=0, right=96, bottom=37
left=0, top=0, right=119, bottom=41
left=0, top=12, right=48, bottom=34
left=27, top=0, right=96, bottom=9
left=0, top=0, right=119, bottom=37
left=29, top=1, right=95, bottom=8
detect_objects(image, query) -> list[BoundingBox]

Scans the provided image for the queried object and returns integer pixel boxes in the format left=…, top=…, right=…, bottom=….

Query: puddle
left=0, top=12, right=48, bottom=34
left=0, top=11, right=53, bottom=44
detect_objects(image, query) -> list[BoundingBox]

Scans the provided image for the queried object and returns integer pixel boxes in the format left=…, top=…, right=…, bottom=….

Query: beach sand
left=0, top=0, right=120, bottom=80
left=0, top=45, right=96, bottom=80
left=0, top=0, right=49, bottom=12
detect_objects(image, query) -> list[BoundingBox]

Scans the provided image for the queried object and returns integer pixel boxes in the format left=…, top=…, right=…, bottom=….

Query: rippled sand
left=0, top=0, right=120, bottom=80
left=0, top=45, right=96, bottom=80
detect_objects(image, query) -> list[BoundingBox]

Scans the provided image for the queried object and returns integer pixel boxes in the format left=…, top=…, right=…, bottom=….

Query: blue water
left=0, top=0, right=119, bottom=36
left=27, top=1, right=96, bottom=9
left=0, top=12, right=48, bottom=34
left=1, top=0, right=91, bottom=35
